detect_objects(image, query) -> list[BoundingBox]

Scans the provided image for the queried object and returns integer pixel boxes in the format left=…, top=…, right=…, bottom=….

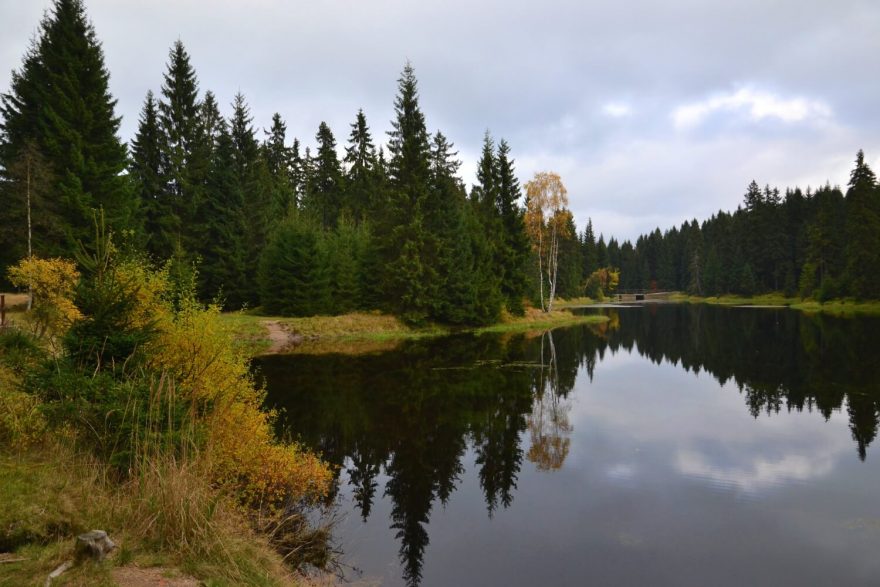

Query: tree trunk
left=27, top=156, right=33, bottom=311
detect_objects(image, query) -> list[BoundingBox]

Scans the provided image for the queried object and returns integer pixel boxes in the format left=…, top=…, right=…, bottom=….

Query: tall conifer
left=383, top=63, right=435, bottom=322
left=343, top=109, right=377, bottom=222
left=496, top=139, right=531, bottom=314
left=844, top=150, right=880, bottom=298
left=0, top=0, right=132, bottom=264
left=130, top=91, right=167, bottom=257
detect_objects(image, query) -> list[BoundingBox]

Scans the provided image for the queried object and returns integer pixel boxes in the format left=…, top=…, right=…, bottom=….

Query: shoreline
left=221, top=308, right=610, bottom=356
left=555, top=293, right=880, bottom=316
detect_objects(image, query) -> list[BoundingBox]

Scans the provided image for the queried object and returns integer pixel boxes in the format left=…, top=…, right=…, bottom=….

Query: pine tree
left=383, top=62, right=435, bottom=322
left=130, top=91, right=170, bottom=259
left=428, top=131, right=490, bottom=324
left=289, top=138, right=305, bottom=208
left=805, top=184, right=846, bottom=294
left=193, top=98, right=246, bottom=308
left=306, top=121, right=344, bottom=229
left=157, top=40, right=203, bottom=256
left=469, top=132, right=505, bottom=310
left=230, top=93, right=272, bottom=304
left=343, top=109, right=378, bottom=223
left=496, top=139, right=531, bottom=314
left=581, top=219, right=598, bottom=277
left=258, top=213, right=329, bottom=316
left=472, top=132, right=499, bottom=213
left=0, top=0, right=132, bottom=265
left=844, top=150, right=880, bottom=298
left=262, top=112, right=294, bottom=220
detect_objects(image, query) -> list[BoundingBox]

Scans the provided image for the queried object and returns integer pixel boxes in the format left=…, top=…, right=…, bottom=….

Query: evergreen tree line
left=603, top=151, right=880, bottom=300
left=0, top=0, right=540, bottom=325
left=5, top=1, right=876, bottom=317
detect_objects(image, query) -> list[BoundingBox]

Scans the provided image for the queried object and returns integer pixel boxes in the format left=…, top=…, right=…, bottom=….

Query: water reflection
left=256, top=305, right=880, bottom=586
left=527, top=331, right=572, bottom=471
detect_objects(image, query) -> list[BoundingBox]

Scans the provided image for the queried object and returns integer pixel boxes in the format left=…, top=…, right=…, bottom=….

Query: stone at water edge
left=75, top=530, right=116, bottom=561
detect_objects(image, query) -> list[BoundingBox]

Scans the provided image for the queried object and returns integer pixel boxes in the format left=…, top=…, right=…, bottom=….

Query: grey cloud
left=2, top=0, right=879, bottom=241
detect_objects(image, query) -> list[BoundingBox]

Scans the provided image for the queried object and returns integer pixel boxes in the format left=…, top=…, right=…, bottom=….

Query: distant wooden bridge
left=611, top=290, right=680, bottom=303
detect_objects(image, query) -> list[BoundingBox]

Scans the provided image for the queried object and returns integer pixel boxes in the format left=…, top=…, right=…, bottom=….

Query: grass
left=0, top=440, right=300, bottom=587
left=790, top=299, right=880, bottom=316
left=668, top=292, right=880, bottom=315
left=0, top=319, right=325, bottom=587
left=222, top=307, right=610, bottom=356
left=473, top=308, right=608, bottom=334
left=553, top=296, right=599, bottom=308
left=668, top=292, right=798, bottom=306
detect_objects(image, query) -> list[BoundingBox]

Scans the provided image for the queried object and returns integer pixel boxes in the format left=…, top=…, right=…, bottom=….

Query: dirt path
left=263, top=320, right=300, bottom=353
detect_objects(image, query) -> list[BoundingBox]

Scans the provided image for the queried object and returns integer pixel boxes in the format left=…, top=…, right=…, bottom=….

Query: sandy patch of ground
left=263, top=320, right=302, bottom=353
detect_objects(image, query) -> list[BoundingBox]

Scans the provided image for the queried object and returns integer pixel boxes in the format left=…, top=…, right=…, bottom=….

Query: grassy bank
left=221, top=307, right=609, bottom=356
left=0, top=252, right=334, bottom=585
left=668, top=293, right=880, bottom=315
left=0, top=441, right=295, bottom=587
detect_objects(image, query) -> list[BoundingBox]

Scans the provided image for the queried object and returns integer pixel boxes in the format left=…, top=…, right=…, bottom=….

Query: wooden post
left=1, top=294, right=5, bottom=328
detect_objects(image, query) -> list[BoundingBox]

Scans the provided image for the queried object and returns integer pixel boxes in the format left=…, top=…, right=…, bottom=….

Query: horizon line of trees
left=606, top=151, right=880, bottom=300
left=2, top=0, right=592, bottom=325
left=3, top=0, right=877, bottom=323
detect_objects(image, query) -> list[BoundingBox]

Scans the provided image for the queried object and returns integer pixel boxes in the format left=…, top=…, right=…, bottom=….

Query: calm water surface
left=257, top=304, right=880, bottom=586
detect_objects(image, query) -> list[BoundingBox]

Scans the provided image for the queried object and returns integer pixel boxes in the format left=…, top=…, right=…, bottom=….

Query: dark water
left=256, top=305, right=880, bottom=586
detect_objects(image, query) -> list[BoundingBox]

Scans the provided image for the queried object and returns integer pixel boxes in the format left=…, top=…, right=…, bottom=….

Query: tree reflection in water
left=256, top=305, right=880, bottom=586
left=528, top=330, right=572, bottom=471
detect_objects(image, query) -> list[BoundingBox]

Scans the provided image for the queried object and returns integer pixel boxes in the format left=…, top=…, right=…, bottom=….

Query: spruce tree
left=469, top=132, right=504, bottom=311
left=258, top=213, right=329, bottom=316
left=262, top=112, right=294, bottom=220
left=343, top=109, right=377, bottom=222
left=157, top=40, right=203, bottom=257
left=844, top=150, right=880, bottom=298
left=581, top=219, right=599, bottom=279
left=428, top=131, right=486, bottom=324
left=130, top=91, right=169, bottom=259
left=306, top=121, right=344, bottom=228
left=289, top=138, right=305, bottom=208
left=383, top=63, right=435, bottom=322
left=496, top=139, right=531, bottom=314
left=193, top=99, right=247, bottom=307
left=229, top=93, right=272, bottom=303
left=0, top=0, right=132, bottom=264
left=472, top=132, right=500, bottom=214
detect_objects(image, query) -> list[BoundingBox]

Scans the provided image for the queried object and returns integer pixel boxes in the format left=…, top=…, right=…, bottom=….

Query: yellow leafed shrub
left=7, top=257, right=81, bottom=338
left=145, top=295, right=332, bottom=509
left=114, top=258, right=171, bottom=330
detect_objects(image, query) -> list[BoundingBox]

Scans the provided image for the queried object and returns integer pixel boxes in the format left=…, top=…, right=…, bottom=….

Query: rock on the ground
left=75, top=530, right=116, bottom=561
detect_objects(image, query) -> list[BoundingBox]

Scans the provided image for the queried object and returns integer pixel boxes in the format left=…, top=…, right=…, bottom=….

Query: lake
left=256, top=304, right=880, bottom=586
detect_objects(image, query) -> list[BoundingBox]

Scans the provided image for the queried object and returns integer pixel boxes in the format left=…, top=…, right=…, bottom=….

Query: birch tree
left=524, top=172, right=570, bottom=312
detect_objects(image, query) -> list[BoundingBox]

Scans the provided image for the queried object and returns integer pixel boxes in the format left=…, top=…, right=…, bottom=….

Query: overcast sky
left=2, top=0, right=879, bottom=241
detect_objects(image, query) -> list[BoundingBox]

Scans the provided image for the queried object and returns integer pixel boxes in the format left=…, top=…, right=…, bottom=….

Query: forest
left=3, top=0, right=879, bottom=330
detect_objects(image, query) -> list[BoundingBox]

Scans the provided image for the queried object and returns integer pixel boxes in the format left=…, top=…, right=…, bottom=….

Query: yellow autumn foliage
left=143, top=290, right=332, bottom=509
left=114, top=258, right=171, bottom=330
left=8, top=252, right=331, bottom=510
left=7, top=257, right=81, bottom=338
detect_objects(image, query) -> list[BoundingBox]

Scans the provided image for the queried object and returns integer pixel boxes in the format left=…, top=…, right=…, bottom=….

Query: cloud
left=672, top=88, right=832, bottom=130
left=2, top=0, right=879, bottom=243
left=675, top=448, right=836, bottom=493
left=602, top=102, right=632, bottom=118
